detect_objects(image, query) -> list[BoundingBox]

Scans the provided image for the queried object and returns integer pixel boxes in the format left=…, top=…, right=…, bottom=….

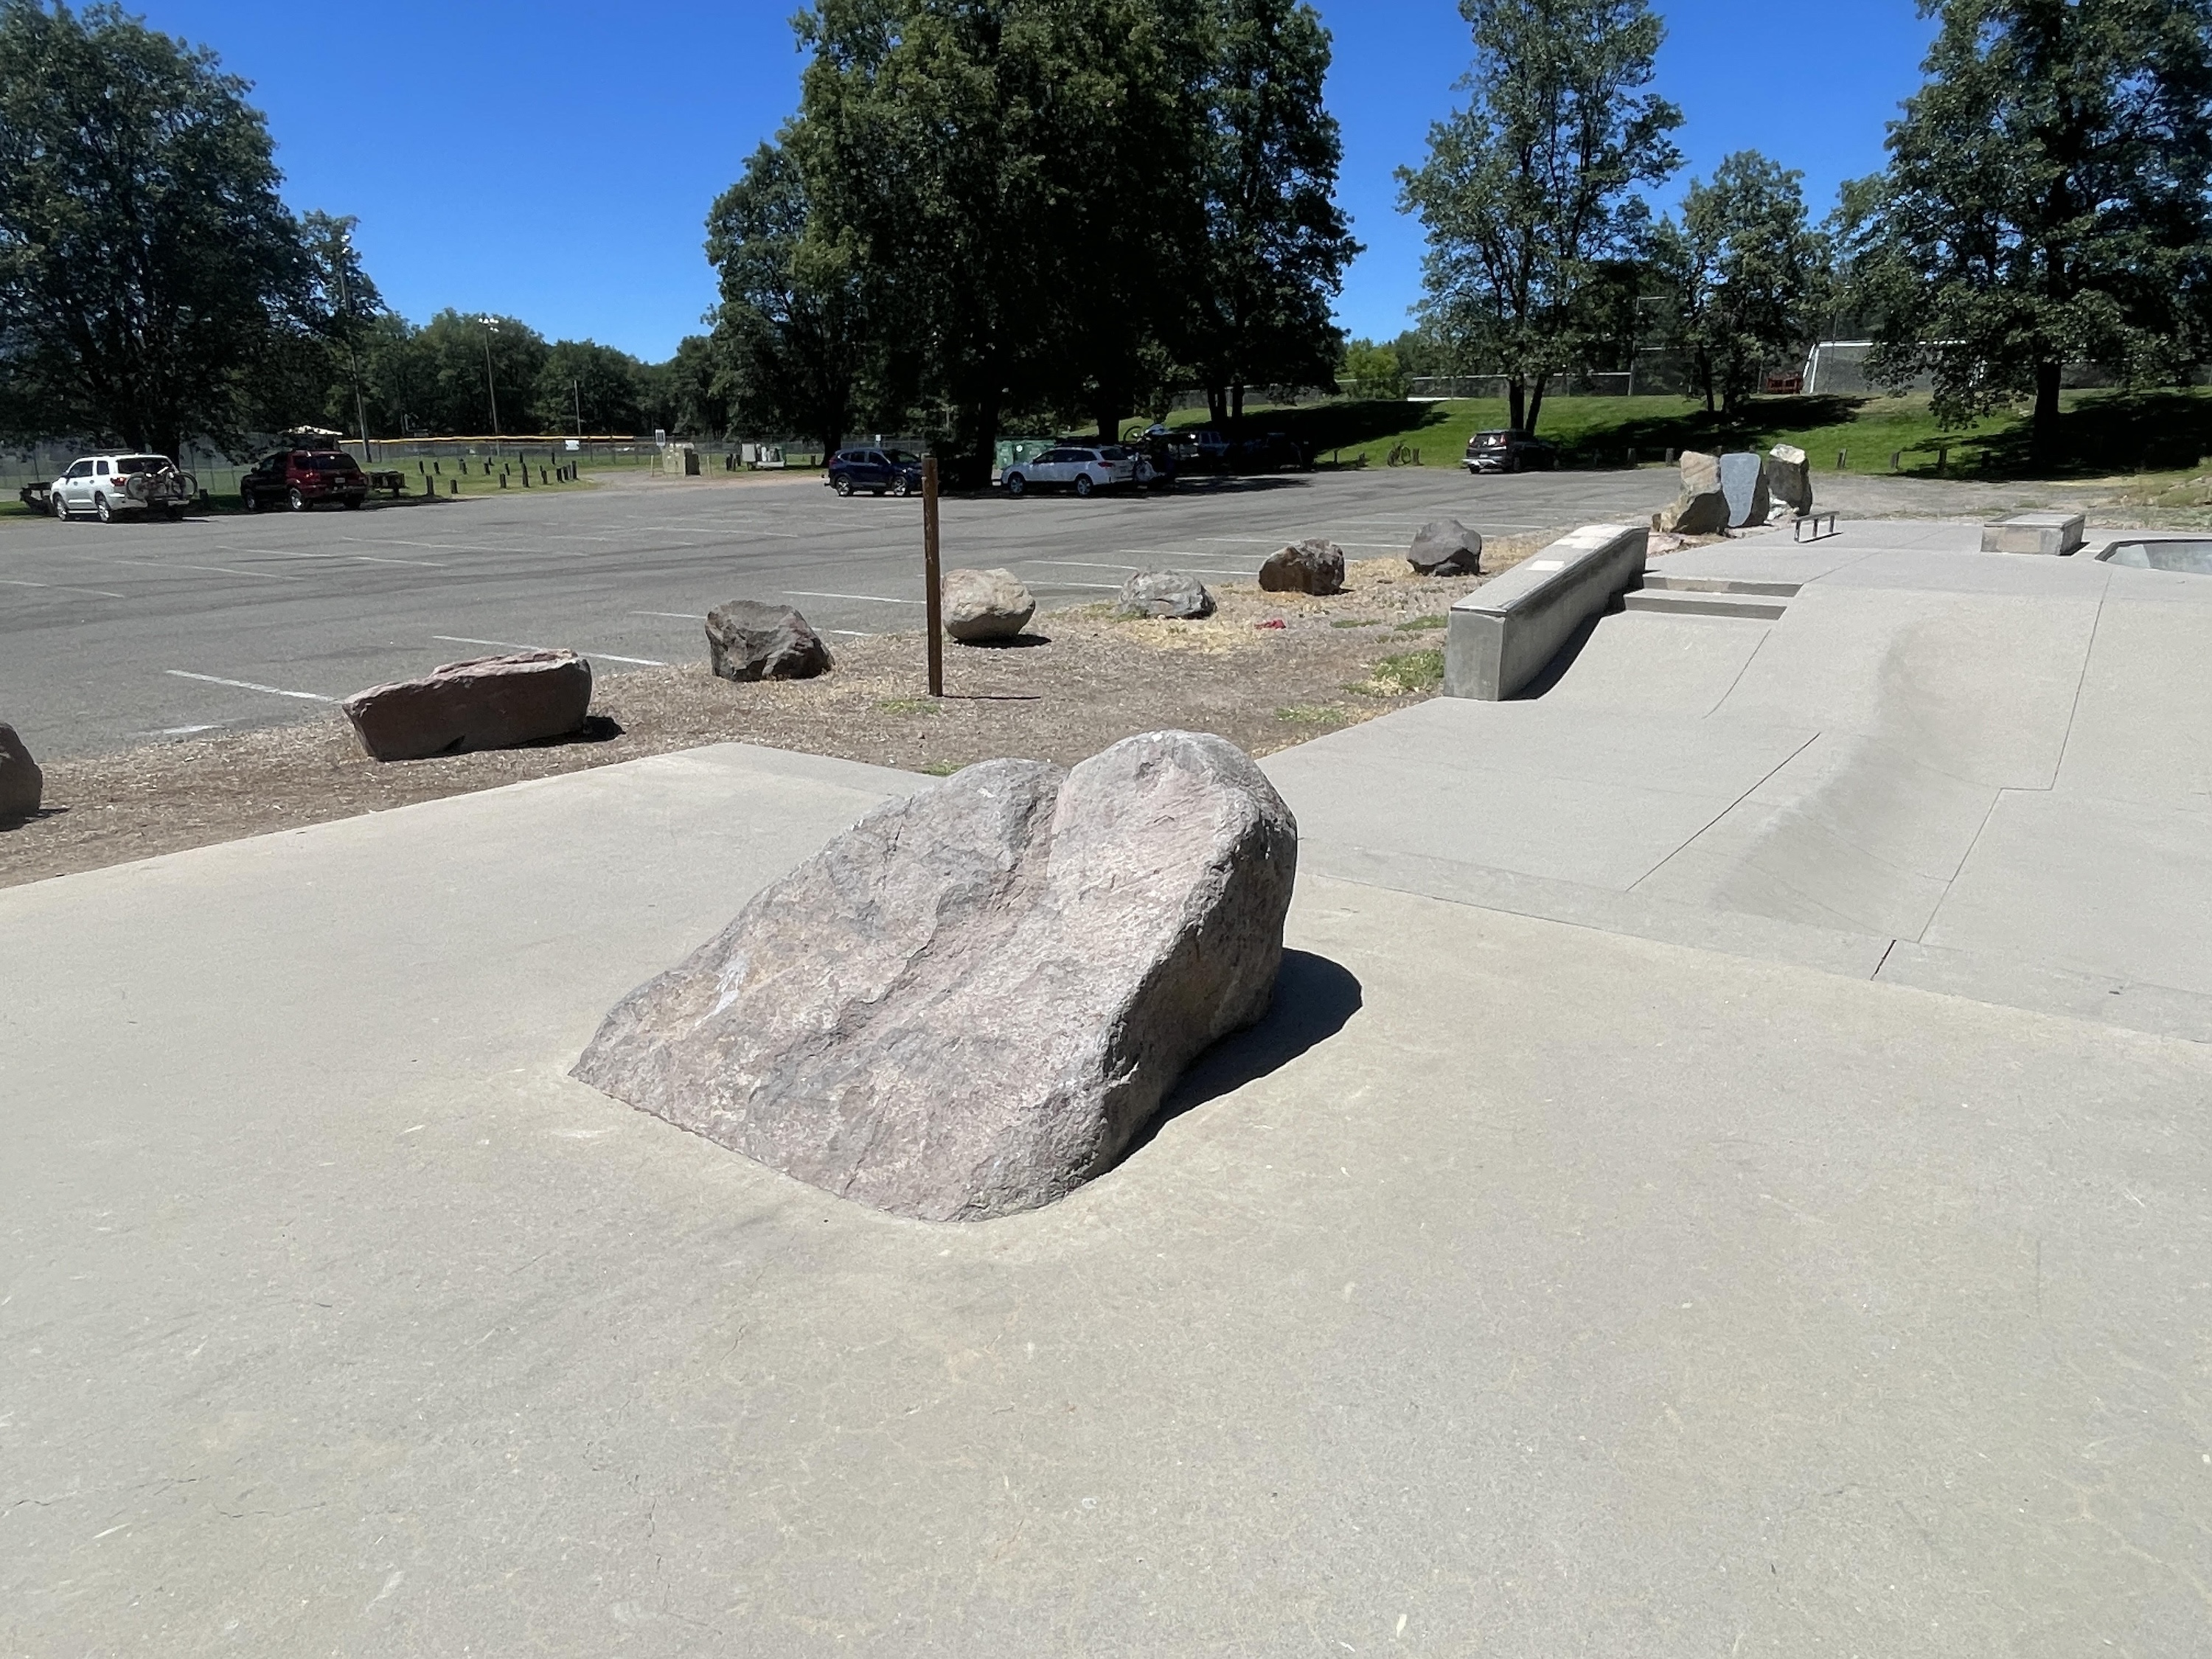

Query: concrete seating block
left=1444, top=524, right=1650, bottom=700
left=1981, top=512, right=2084, bottom=556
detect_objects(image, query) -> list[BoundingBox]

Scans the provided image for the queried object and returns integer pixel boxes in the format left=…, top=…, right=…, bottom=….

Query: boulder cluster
left=1653, top=445, right=1815, bottom=536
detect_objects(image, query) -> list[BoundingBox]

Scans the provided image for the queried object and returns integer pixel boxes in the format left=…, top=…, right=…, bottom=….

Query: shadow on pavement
left=1121, top=949, right=1365, bottom=1164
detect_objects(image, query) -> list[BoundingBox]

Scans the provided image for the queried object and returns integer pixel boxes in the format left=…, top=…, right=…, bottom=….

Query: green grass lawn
left=1166, top=386, right=2212, bottom=481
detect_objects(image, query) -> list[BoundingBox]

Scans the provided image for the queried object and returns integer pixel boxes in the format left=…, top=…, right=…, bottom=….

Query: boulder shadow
left=0, top=804, right=66, bottom=832
left=1119, top=949, right=1364, bottom=1165
left=956, top=632, right=1052, bottom=650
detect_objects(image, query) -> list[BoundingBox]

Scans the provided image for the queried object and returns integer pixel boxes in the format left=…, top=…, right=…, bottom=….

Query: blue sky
left=132, top=1, right=1938, bottom=361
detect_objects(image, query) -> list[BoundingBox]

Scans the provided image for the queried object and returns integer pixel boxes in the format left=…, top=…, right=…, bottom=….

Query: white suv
left=1001, top=444, right=1140, bottom=498
left=49, top=453, right=196, bottom=522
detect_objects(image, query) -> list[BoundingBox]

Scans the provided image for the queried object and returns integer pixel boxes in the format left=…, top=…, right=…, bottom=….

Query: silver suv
left=1001, top=444, right=1140, bottom=498
left=49, top=453, right=196, bottom=521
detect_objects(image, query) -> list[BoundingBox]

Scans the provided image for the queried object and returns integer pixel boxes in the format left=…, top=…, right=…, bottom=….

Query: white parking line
left=631, top=611, right=704, bottom=620
left=105, top=558, right=302, bottom=582
left=243, top=547, right=445, bottom=568
left=783, top=590, right=924, bottom=605
left=1030, top=580, right=1122, bottom=590
left=166, top=669, right=334, bottom=701
left=0, top=577, right=128, bottom=598
left=431, top=634, right=667, bottom=667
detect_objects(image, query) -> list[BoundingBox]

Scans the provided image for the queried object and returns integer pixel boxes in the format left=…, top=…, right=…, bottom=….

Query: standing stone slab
left=942, top=567, right=1037, bottom=641
left=342, top=650, right=592, bottom=762
left=1719, top=452, right=1770, bottom=528
left=1767, top=443, right=1813, bottom=514
left=571, top=730, right=1298, bottom=1222
left=1118, top=571, right=1216, bottom=619
left=0, top=722, right=41, bottom=820
left=1408, top=518, right=1483, bottom=576
left=706, top=600, right=832, bottom=681
left=1259, top=538, right=1346, bottom=594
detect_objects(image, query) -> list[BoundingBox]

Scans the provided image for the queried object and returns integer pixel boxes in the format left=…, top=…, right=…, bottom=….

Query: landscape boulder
left=1117, top=570, right=1216, bottom=619
left=571, top=729, right=1299, bottom=1222
left=1766, top=442, right=1812, bottom=515
left=706, top=599, right=832, bottom=681
left=942, top=567, right=1037, bottom=641
left=1719, top=451, right=1771, bottom=528
left=1652, top=451, right=1730, bottom=535
left=0, top=722, right=41, bottom=820
left=341, top=650, right=592, bottom=762
left=1408, top=518, right=1483, bottom=577
left=1259, top=538, right=1346, bottom=595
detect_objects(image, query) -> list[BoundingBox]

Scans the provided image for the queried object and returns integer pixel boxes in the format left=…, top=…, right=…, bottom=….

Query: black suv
left=827, top=448, right=925, bottom=497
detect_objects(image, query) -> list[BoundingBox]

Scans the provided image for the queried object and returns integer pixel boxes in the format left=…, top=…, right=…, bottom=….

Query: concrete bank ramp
left=1265, top=527, right=2212, bottom=1039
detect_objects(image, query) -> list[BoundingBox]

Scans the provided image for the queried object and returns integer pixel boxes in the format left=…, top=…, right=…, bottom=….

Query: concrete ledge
left=1980, top=510, right=2084, bottom=556
left=1445, top=523, right=1649, bottom=699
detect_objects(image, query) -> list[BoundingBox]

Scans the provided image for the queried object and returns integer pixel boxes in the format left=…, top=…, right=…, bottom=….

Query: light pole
left=337, top=229, right=372, bottom=463
left=476, top=315, right=501, bottom=454
left=571, top=378, right=582, bottom=438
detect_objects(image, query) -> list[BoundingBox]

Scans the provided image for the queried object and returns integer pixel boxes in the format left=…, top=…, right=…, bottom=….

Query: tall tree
left=0, top=0, right=319, bottom=456
left=1854, top=0, right=2212, bottom=466
left=1657, top=150, right=1820, bottom=414
left=706, top=136, right=869, bottom=459
left=1186, top=0, right=1359, bottom=431
left=1397, top=0, right=1681, bottom=435
left=536, top=338, right=644, bottom=436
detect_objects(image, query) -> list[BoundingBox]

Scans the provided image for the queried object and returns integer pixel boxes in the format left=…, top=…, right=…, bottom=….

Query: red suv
left=240, top=449, right=368, bottom=512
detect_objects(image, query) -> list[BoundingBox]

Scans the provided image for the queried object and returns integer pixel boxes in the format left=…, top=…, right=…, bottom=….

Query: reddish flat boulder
left=342, top=650, right=591, bottom=762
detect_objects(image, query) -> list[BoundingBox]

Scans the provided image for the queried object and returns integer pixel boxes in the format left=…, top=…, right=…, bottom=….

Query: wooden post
left=922, top=456, right=944, bottom=698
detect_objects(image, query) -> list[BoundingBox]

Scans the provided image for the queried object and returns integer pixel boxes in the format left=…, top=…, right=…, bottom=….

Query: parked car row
left=29, top=445, right=382, bottom=521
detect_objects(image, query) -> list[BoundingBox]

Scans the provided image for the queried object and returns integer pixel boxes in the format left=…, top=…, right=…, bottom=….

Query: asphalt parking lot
left=0, top=465, right=1689, bottom=758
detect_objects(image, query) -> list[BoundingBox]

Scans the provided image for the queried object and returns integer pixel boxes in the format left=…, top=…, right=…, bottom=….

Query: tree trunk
left=1524, top=376, right=1548, bottom=436
left=1094, top=395, right=1118, bottom=447
left=1207, top=386, right=1228, bottom=428
left=2031, top=361, right=2062, bottom=470
left=1507, top=379, right=1526, bottom=434
left=1231, top=383, right=1245, bottom=436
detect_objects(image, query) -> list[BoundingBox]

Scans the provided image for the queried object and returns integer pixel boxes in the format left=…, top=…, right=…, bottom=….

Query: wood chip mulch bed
left=1, top=546, right=1553, bottom=890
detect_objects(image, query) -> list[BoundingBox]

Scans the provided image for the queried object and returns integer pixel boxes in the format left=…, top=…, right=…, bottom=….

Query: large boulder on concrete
left=1680, top=450, right=1722, bottom=497
left=1408, top=518, right=1483, bottom=577
left=1653, top=487, right=1729, bottom=535
left=341, top=650, right=592, bottom=762
left=1259, top=538, right=1346, bottom=594
left=706, top=600, right=832, bottom=681
left=1719, top=451, right=1771, bottom=528
left=1767, top=443, right=1812, bottom=514
left=942, top=567, right=1037, bottom=641
left=571, top=729, right=1298, bottom=1222
left=1118, top=570, right=1216, bottom=619
left=0, top=722, right=41, bottom=820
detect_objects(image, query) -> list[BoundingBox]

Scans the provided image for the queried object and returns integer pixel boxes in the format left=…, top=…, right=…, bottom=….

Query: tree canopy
left=1849, top=0, right=2212, bottom=463
left=1655, top=151, right=1822, bottom=415
left=709, top=0, right=1356, bottom=469
left=1398, top=0, right=1682, bottom=435
left=0, top=0, right=319, bottom=455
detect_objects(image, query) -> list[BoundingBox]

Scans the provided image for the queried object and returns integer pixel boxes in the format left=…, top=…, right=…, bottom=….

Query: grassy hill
left=1164, top=386, right=2212, bottom=481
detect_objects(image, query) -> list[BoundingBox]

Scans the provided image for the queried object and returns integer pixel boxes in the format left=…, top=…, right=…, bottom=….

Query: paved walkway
left=7, top=521, right=2211, bottom=1653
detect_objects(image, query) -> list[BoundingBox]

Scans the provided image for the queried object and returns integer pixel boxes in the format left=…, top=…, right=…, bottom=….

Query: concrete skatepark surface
left=7, top=519, right=2211, bottom=1654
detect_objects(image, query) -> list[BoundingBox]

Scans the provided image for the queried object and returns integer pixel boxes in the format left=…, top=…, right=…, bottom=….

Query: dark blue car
left=827, top=447, right=925, bottom=497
